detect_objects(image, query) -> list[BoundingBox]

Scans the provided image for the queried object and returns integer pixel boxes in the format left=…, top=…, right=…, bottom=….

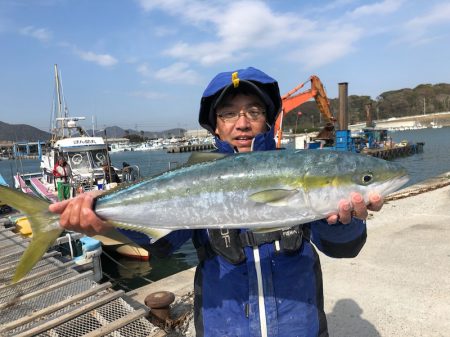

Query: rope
left=101, top=249, right=155, bottom=285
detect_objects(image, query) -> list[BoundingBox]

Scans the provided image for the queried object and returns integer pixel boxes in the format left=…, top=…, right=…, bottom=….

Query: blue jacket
left=149, top=131, right=367, bottom=337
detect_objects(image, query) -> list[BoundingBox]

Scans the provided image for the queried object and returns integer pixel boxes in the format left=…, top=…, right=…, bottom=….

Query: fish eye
left=361, top=172, right=373, bottom=185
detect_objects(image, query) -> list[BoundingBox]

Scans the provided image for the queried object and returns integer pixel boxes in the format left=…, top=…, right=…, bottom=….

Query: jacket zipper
left=253, top=246, right=268, bottom=337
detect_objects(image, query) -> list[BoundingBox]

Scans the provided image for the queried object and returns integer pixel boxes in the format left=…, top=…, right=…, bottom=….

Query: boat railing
left=71, top=172, right=97, bottom=193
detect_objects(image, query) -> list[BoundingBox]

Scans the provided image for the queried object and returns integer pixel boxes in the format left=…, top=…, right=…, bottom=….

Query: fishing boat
left=14, top=65, right=140, bottom=201
left=430, top=119, right=443, bottom=129
left=0, top=174, right=13, bottom=215
left=13, top=64, right=148, bottom=261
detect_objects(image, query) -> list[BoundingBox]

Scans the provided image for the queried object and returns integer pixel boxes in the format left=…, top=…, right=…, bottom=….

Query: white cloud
left=20, top=25, right=52, bottom=42
left=129, top=90, right=166, bottom=99
left=155, top=1, right=315, bottom=66
left=136, top=0, right=412, bottom=70
left=401, top=3, right=450, bottom=45
left=165, top=41, right=234, bottom=66
left=137, top=63, right=152, bottom=76
left=154, top=62, right=200, bottom=84
left=289, top=24, right=364, bottom=69
left=153, top=26, right=178, bottom=37
left=76, top=50, right=118, bottom=67
left=137, top=0, right=220, bottom=25
left=349, top=0, right=404, bottom=18
left=405, top=3, right=450, bottom=31
left=57, top=42, right=118, bottom=67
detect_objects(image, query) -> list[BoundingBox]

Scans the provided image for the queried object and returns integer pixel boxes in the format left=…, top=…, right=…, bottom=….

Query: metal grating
left=37, top=298, right=156, bottom=337
left=0, top=255, right=67, bottom=281
left=4, top=289, right=113, bottom=336
left=2, top=273, right=97, bottom=323
left=1, top=222, right=158, bottom=337
left=108, top=318, right=160, bottom=337
left=0, top=268, right=74, bottom=304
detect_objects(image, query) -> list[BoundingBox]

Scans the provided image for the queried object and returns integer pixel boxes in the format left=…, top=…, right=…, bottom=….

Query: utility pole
left=423, top=98, right=426, bottom=115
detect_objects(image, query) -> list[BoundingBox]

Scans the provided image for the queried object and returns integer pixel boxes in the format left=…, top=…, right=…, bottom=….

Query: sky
left=0, top=0, right=449, bottom=132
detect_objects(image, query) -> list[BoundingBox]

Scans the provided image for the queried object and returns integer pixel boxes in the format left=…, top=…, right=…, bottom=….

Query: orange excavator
left=274, top=75, right=336, bottom=148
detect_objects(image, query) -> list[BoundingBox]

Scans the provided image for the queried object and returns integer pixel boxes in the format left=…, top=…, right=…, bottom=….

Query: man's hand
left=49, top=191, right=112, bottom=236
left=326, top=192, right=384, bottom=225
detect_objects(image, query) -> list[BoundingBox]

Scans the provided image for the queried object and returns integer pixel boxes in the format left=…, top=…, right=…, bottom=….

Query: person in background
left=53, top=156, right=71, bottom=201
left=50, top=67, right=384, bottom=337
left=102, top=162, right=121, bottom=184
left=121, top=162, right=137, bottom=182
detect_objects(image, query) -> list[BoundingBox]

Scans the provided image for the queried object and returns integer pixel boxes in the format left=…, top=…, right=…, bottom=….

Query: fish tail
left=0, top=185, right=63, bottom=283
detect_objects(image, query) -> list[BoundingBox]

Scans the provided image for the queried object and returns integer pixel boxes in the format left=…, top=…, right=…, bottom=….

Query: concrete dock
left=129, top=172, right=450, bottom=336
left=322, top=176, right=450, bottom=337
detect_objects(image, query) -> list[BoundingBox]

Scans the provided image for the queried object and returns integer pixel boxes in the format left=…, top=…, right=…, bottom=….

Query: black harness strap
left=195, top=225, right=312, bottom=264
left=240, top=225, right=310, bottom=246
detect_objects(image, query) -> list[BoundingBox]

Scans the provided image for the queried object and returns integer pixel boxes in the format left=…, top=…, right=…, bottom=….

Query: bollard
left=145, top=291, right=176, bottom=321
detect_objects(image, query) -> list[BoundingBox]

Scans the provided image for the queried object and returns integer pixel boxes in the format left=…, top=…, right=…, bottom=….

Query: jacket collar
left=213, top=128, right=276, bottom=153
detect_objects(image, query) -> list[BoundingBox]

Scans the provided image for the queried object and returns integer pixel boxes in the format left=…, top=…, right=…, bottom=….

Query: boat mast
left=52, top=64, right=67, bottom=143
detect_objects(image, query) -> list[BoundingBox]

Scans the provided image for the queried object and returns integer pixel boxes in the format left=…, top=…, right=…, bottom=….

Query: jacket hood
left=199, top=67, right=282, bottom=134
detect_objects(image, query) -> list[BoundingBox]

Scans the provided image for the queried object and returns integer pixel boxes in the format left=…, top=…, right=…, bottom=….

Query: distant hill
left=89, top=127, right=186, bottom=139
left=0, top=121, right=51, bottom=142
left=280, top=83, right=450, bottom=131
left=0, top=121, right=186, bottom=142
left=2, top=82, right=449, bottom=140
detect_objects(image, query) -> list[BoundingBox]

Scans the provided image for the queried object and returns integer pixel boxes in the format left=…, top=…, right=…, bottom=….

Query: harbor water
left=1, top=127, right=449, bottom=290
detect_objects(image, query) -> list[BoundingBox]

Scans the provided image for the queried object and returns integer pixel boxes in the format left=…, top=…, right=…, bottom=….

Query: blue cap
left=199, top=67, right=282, bottom=134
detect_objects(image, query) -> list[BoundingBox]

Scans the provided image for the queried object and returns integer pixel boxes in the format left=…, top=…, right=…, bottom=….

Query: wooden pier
left=362, top=142, right=424, bottom=160
left=167, top=143, right=214, bottom=153
left=0, top=217, right=161, bottom=337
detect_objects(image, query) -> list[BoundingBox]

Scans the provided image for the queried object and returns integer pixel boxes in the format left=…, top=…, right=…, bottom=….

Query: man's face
left=214, top=93, right=267, bottom=152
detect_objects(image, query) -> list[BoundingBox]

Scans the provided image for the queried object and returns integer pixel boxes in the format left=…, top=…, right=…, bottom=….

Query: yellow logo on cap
left=232, top=72, right=240, bottom=88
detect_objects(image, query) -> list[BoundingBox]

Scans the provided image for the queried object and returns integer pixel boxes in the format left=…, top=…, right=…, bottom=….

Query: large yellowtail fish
left=0, top=149, right=409, bottom=283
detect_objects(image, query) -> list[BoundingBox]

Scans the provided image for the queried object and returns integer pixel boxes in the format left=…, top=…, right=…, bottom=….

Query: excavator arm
left=274, top=75, right=335, bottom=148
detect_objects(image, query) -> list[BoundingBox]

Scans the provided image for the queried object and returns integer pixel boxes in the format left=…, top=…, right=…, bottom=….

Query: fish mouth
left=381, top=174, right=410, bottom=196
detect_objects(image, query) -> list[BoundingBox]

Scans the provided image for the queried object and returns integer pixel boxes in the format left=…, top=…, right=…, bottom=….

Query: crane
left=274, top=75, right=336, bottom=148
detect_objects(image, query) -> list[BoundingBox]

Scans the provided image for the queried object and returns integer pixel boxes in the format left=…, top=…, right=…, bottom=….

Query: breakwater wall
left=167, top=143, right=215, bottom=153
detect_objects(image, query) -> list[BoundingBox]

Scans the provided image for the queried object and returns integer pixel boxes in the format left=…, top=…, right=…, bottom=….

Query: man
left=50, top=67, right=383, bottom=336
left=53, top=156, right=71, bottom=200
left=102, top=162, right=121, bottom=184
left=122, top=162, right=138, bottom=182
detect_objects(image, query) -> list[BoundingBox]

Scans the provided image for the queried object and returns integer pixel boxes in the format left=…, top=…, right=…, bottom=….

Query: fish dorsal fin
left=186, top=152, right=227, bottom=166
left=249, top=189, right=298, bottom=206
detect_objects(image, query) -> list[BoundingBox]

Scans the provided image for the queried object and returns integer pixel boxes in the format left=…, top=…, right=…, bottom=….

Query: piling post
left=338, top=82, right=348, bottom=131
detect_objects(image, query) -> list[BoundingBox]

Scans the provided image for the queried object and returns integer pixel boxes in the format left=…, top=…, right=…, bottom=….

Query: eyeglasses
left=216, top=106, right=266, bottom=123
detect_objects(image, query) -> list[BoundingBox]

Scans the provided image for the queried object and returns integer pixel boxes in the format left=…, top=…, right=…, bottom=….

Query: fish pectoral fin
left=186, top=152, right=227, bottom=166
left=106, top=221, right=172, bottom=243
left=95, top=228, right=140, bottom=246
left=249, top=189, right=298, bottom=207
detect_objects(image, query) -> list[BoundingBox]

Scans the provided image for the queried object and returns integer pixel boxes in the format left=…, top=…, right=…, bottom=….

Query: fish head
left=351, top=155, right=409, bottom=200
left=292, top=150, right=409, bottom=210
left=335, top=152, right=410, bottom=200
